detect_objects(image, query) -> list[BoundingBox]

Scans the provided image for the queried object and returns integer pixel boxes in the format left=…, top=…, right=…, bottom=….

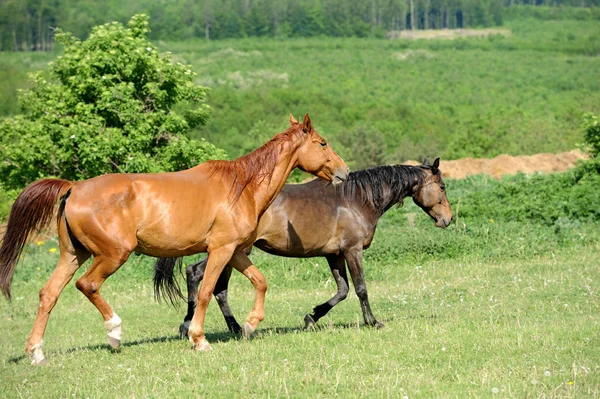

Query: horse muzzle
left=332, top=167, right=349, bottom=185
left=435, top=216, right=453, bottom=229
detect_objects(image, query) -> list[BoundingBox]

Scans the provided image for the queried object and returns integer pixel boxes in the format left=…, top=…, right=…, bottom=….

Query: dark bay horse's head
left=412, top=157, right=453, bottom=228
left=292, top=113, right=349, bottom=184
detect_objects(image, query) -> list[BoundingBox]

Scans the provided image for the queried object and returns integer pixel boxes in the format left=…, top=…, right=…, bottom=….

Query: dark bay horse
left=0, top=113, right=348, bottom=365
left=155, top=157, right=452, bottom=336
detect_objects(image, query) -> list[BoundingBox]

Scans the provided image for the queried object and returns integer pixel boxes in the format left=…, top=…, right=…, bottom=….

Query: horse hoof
left=29, top=343, right=47, bottom=366
left=108, top=336, right=121, bottom=350
left=32, top=357, right=49, bottom=366
left=194, top=341, right=213, bottom=351
left=374, top=321, right=385, bottom=329
left=303, top=315, right=316, bottom=330
left=179, top=322, right=190, bottom=338
left=242, top=322, right=255, bottom=338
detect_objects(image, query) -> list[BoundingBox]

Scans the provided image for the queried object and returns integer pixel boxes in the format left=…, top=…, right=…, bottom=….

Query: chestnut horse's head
left=412, top=157, right=453, bottom=228
left=291, top=113, right=349, bottom=184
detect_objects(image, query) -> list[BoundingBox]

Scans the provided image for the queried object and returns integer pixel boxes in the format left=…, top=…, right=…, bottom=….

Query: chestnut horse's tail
left=0, top=179, right=73, bottom=300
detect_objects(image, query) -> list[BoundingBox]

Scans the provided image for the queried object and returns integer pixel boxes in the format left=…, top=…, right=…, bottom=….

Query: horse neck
left=242, top=132, right=303, bottom=217
left=351, top=165, right=422, bottom=219
left=381, top=165, right=424, bottom=213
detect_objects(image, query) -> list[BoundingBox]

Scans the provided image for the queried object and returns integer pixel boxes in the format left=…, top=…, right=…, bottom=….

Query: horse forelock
left=209, top=124, right=305, bottom=205
left=340, top=164, right=427, bottom=211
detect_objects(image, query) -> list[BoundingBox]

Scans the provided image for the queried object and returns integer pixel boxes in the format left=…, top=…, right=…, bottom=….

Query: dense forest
left=1, top=0, right=598, bottom=51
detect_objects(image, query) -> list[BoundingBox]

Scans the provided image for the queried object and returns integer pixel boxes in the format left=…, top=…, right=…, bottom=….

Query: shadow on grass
left=7, top=315, right=415, bottom=364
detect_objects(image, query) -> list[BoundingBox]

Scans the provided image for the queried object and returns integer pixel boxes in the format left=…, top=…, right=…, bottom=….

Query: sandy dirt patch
left=404, top=150, right=587, bottom=179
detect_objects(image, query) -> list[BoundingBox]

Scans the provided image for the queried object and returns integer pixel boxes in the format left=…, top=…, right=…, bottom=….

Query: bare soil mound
left=405, top=150, right=587, bottom=179
left=387, top=28, right=511, bottom=40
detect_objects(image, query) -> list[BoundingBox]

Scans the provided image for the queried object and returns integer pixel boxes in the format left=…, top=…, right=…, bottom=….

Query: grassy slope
left=1, top=213, right=599, bottom=397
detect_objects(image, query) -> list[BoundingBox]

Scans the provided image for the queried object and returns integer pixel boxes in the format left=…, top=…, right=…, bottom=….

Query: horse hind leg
left=75, top=251, right=131, bottom=350
left=213, top=264, right=241, bottom=334
left=179, top=258, right=206, bottom=338
left=304, top=254, right=349, bottom=330
left=26, top=248, right=90, bottom=365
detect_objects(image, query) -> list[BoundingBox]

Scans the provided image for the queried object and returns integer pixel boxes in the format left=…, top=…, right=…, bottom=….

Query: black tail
left=153, top=257, right=185, bottom=307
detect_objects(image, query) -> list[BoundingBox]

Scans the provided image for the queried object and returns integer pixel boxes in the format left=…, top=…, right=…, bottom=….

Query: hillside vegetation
left=1, top=14, right=599, bottom=172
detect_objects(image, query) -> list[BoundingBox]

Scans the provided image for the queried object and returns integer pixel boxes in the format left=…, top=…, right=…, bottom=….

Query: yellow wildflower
left=568, top=381, right=574, bottom=385
left=48, top=248, right=57, bottom=254
left=36, top=241, right=45, bottom=246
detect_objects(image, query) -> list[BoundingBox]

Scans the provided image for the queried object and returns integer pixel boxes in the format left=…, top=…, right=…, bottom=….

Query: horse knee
left=75, top=277, right=98, bottom=297
left=197, top=290, right=212, bottom=308
left=38, top=287, right=55, bottom=309
left=355, top=285, right=368, bottom=300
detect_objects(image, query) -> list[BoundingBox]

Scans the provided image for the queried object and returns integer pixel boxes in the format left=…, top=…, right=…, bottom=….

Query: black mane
left=339, top=164, right=429, bottom=211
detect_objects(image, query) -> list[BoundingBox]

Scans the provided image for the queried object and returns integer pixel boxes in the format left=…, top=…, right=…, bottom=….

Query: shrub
left=0, top=14, right=226, bottom=191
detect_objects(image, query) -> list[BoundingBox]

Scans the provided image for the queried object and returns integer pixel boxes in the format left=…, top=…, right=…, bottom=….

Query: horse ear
left=302, top=113, right=312, bottom=133
left=432, top=157, right=440, bottom=174
left=422, top=156, right=430, bottom=166
left=289, top=113, right=298, bottom=125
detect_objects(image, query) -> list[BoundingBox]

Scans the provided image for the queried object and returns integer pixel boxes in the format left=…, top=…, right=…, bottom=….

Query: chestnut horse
left=0, top=113, right=348, bottom=365
left=155, top=158, right=452, bottom=336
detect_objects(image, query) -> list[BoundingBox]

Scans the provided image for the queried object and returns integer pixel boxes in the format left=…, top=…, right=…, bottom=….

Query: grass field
left=1, top=204, right=599, bottom=397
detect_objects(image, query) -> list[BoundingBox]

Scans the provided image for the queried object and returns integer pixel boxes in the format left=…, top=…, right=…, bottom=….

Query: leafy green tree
left=0, top=14, right=226, bottom=191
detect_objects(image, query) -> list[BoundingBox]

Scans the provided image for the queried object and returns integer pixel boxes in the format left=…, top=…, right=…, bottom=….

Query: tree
left=0, top=14, right=226, bottom=191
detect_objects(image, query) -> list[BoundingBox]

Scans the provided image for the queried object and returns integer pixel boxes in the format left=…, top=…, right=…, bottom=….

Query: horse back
left=64, top=169, right=232, bottom=257
left=255, top=179, right=371, bottom=256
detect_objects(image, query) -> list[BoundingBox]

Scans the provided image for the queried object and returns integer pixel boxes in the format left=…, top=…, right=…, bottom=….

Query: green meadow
left=1, top=171, right=600, bottom=397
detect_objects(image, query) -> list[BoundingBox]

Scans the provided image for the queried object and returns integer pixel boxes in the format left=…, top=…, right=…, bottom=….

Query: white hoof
left=108, top=336, right=121, bottom=350
left=30, top=343, right=47, bottom=366
left=242, top=322, right=255, bottom=339
left=105, top=313, right=122, bottom=349
left=193, top=340, right=213, bottom=351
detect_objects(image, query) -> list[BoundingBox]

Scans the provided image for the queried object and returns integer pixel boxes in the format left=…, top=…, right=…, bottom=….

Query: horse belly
left=131, top=180, right=220, bottom=257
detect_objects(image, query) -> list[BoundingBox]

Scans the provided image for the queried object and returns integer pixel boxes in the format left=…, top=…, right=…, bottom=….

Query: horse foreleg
left=229, top=252, right=267, bottom=339
left=188, top=245, right=235, bottom=351
left=304, top=254, right=349, bottom=330
left=344, top=248, right=384, bottom=328
left=180, top=259, right=240, bottom=337
left=26, top=249, right=90, bottom=365
left=75, top=253, right=131, bottom=349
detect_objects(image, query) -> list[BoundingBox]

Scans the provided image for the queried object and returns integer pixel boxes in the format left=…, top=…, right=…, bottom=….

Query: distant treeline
left=1, top=0, right=597, bottom=50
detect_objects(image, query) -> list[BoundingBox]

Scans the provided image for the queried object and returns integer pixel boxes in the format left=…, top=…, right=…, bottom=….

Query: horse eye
left=440, top=185, right=445, bottom=191
left=320, top=140, right=327, bottom=148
